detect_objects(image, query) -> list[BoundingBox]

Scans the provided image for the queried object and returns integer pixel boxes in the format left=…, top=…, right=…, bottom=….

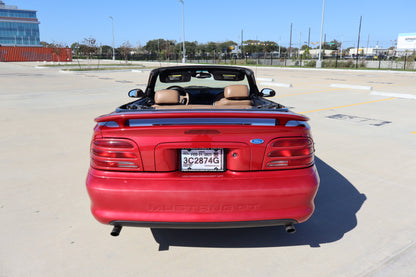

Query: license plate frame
left=180, top=148, right=224, bottom=172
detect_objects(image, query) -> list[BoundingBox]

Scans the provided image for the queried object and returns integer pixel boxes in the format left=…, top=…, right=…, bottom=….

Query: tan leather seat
left=154, top=89, right=180, bottom=105
left=214, top=85, right=252, bottom=106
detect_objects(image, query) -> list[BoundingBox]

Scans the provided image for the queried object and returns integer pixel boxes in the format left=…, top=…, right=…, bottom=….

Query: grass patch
left=42, top=63, right=144, bottom=68
left=61, top=66, right=148, bottom=72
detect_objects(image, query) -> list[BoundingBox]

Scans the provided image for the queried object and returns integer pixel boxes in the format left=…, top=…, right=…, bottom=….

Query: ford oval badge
left=250, top=139, right=264, bottom=144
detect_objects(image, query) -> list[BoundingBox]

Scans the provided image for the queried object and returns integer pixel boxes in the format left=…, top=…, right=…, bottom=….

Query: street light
left=109, top=16, right=115, bottom=60
left=317, top=0, right=325, bottom=68
left=179, top=0, right=186, bottom=63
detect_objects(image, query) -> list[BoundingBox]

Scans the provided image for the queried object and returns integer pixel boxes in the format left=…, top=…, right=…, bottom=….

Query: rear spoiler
left=95, top=111, right=309, bottom=128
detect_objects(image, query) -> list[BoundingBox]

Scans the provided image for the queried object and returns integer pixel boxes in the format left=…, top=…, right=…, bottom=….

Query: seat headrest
left=154, top=89, right=180, bottom=105
left=224, top=85, right=249, bottom=100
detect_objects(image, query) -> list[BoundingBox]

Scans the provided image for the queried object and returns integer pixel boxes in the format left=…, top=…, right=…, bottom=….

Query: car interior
left=119, top=67, right=284, bottom=111
left=151, top=84, right=253, bottom=109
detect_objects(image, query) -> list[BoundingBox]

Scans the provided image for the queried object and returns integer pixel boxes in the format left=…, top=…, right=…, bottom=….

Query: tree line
left=41, top=37, right=344, bottom=61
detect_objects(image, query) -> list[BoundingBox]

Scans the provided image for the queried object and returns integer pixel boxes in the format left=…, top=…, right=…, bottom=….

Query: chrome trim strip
left=127, top=118, right=276, bottom=127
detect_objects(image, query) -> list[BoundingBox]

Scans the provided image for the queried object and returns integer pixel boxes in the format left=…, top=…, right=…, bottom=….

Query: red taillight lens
left=271, top=138, right=310, bottom=147
left=263, top=137, right=315, bottom=170
left=268, top=146, right=313, bottom=157
left=92, top=148, right=137, bottom=159
left=90, top=138, right=142, bottom=171
left=93, top=140, right=134, bottom=149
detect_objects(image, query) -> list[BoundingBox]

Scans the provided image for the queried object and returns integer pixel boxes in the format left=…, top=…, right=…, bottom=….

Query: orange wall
left=0, top=46, right=72, bottom=62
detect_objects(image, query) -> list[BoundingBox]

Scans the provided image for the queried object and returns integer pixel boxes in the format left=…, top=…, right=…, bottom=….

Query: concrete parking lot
left=1, top=62, right=415, bottom=276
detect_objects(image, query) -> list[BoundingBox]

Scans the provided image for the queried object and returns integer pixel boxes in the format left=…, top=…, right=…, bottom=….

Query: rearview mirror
left=261, top=88, right=276, bottom=97
left=128, top=89, right=145, bottom=98
left=195, top=72, right=212, bottom=79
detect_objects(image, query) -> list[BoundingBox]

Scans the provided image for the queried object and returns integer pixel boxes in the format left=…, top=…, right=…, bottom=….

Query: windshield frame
left=146, top=65, right=260, bottom=97
left=154, top=69, right=249, bottom=91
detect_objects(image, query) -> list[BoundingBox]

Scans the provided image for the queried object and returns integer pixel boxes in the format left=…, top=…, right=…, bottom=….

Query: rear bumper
left=86, top=166, right=319, bottom=228
left=110, top=219, right=298, bottom=229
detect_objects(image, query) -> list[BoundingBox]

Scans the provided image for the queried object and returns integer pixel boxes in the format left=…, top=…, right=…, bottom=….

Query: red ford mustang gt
left=86, top=65, right=319, bottom=236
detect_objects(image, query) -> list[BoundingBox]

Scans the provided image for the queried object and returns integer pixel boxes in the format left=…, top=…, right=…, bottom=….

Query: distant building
left=347, top=47, right=390, bottom=57
left=0, top=0, right=40, bottom=46
left=299, top=49, right=334, bottom=58
left=0, top=1, right=71, bottom=62
left=395, top=33, right=416, bottom=56
left=397, top=33, right=416, bottom=51
left=230, top=44, right=241, bottom=55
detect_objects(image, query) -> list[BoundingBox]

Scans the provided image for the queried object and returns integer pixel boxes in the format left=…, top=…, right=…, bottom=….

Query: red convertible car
left=86, top=65, right=319, bottom=236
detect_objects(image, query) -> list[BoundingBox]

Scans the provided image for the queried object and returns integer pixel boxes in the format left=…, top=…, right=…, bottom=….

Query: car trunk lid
left=94, top=111, right=312, bottom=172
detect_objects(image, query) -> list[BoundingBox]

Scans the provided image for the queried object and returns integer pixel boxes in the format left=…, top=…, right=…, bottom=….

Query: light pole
left=179, top=0, right=186, bottom=63
left=109, top=16, right=115, bottom=60
left=356, top=16, right=362, bottom=69
left=278, top=37, right=281, bottom=58
left=317, top=0, right=325, bottom=68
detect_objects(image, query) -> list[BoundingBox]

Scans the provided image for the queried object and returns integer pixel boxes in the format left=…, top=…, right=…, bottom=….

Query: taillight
left=90, top=138, right=142, bottom=171
left=262, top=137, right=315, bottom=170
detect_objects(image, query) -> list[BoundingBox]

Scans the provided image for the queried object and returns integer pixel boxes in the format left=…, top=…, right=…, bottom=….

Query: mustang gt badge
left=250, top=139, right=264, bottom=144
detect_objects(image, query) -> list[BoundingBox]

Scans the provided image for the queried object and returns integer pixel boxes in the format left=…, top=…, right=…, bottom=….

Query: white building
left=299, top=49, right=334, bottom=58
left=395, top=33, right=416, bottom=56
left=347, top=47, right=390, bottom=57
left=397, top=33, right=416, bottom=50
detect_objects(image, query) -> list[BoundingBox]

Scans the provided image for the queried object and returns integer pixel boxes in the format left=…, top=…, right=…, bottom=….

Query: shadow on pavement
left=151, top=157, right=366, bottom=250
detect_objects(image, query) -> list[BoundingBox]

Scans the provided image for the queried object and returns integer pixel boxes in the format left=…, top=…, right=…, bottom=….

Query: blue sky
left=7, top=0, right=416, bottom=49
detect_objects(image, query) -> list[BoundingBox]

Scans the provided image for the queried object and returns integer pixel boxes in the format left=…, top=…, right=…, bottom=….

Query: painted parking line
left=275, top=88, right=347, bottom=98
left=371, top=91, right=416, bottom=99
left=299, top=97, right=396, bottom=114
left=260, top=82, right=292, bottom=88
left=372, top=82, right=410, bottom=89
left=330, top=84, right=373, bottom=90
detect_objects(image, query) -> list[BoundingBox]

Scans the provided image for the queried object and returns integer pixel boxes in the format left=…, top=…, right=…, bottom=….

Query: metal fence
left=77, top=52, right=416, bottom=71
left=181, top=57, right=416, bottom=71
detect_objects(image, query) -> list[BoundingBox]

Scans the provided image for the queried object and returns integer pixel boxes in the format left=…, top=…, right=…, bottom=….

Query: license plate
left=181, top=149, right=224, bottom=172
